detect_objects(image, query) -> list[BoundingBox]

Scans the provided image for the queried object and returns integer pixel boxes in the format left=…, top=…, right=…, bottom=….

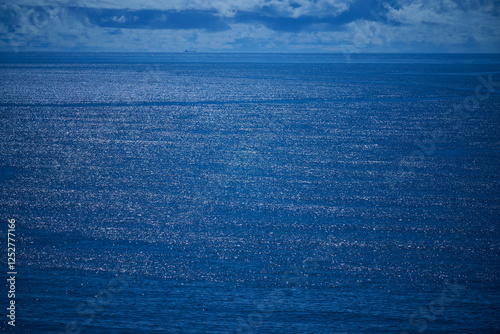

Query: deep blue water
left=1, top=53, right=499, bottom=333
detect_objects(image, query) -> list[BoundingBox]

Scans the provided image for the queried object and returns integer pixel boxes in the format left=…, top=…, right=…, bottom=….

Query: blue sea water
left=0, top=53, right=499, bottom=333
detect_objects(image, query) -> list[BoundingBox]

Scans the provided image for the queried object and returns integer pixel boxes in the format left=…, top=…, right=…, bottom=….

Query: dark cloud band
left=70, top=7, right=230, bottom=32
left=1, top=1, right=393, bottom=34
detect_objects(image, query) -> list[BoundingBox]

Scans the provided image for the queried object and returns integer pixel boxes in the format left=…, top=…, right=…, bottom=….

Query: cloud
left=383, top=0, right=500, bottom=50
left=69, top=7, right=231, bottom=31
left=109, top=15, right=128, bottom=24
left=8, top=0, right=353, bottom=17
left=0, top=0, right=499, bottom=52
left=0, top=4, right=87, bottom=50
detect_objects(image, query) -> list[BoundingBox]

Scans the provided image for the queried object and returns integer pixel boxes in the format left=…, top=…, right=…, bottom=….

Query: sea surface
left=0, top=53, right=499, bottom=333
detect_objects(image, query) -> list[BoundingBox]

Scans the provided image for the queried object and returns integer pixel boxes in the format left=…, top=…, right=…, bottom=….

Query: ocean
left=0, top=53, right=499, bottom=333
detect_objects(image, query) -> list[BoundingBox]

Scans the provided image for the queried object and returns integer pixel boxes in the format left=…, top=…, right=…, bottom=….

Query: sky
left=0, top=0, right=499, bottom=52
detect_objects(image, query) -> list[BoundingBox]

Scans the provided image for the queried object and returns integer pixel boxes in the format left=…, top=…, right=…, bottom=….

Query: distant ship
left=184, top=50, right=196, bottom=53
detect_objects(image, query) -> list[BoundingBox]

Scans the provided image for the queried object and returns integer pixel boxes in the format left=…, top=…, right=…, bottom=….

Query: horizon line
left=1, top=51, right=500, bottom=54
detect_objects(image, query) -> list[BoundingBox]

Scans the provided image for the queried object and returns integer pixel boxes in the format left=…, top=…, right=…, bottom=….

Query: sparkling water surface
left=0, top=53, right=499, bottom=333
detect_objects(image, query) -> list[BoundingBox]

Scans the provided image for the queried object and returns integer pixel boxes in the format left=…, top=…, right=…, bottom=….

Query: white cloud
left=1, top=0, right=499, bottom=52
left=5, top=0, right=354, bottom=17
left=250, top=0, right=353, bottom=18
left=110, top=15, right=127, bottom=23
left=383, top=0, right=500, bottom=49
left=0, top=3, right=81, bottom=50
